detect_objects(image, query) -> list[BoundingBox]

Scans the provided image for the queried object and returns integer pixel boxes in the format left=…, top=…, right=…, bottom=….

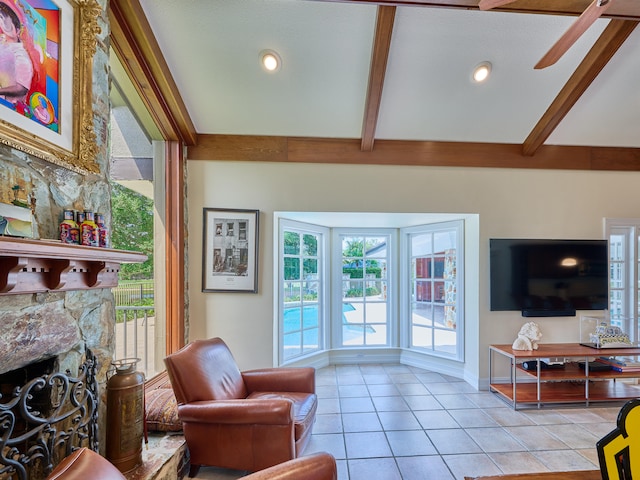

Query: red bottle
left=59, top=210, right=78, bottom=244
left=96, top=212, right=109, bottom=248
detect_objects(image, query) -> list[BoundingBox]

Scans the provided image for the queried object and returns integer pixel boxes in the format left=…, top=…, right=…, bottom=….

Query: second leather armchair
left=164, top=337, right=318, bottom=476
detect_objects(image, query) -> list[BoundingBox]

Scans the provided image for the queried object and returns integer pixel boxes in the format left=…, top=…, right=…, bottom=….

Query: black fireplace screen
left=0, top=350, right=98, bottom=480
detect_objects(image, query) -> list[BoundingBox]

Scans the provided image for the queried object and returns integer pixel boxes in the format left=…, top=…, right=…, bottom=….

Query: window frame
left=605, top=218, right=639, bottom=342
left=400, top=220, right=464, bottom=361
left=332, top=228, right=397, bottom=349
left=277, top=219, right=329, bottom=364
left=275, top=216, right=467, bottom=365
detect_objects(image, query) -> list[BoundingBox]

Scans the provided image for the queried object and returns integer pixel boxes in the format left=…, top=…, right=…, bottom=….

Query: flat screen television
left=489, top=239, right=608, bottom=317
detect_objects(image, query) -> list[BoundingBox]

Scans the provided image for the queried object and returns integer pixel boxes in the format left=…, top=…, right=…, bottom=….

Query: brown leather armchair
left=243, top=452, right=337, bottom=480
left=46, top=448, right=125, bottom=480
left=164, top=337, right=318, bottom=477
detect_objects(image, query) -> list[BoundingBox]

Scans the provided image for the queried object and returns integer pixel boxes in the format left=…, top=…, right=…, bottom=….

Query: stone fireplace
left=0, top=233, right=146, bottom=479
left=0, top=282, right=117, bottom=479
left=0, top=353, right=98, bottom=479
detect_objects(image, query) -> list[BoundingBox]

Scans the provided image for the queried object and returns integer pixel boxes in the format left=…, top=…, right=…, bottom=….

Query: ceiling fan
left=478, top=0, right=614, bottom=69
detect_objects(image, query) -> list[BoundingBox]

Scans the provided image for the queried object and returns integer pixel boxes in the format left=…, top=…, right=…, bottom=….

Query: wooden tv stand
left=489, top=343, right=640, bottom=409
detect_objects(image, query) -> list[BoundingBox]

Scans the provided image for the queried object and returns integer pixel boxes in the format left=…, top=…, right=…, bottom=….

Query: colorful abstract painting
left=0, top=0, right=59, bottom=132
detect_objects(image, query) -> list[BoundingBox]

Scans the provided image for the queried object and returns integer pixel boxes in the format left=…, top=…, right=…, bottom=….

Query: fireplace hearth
left=0, top=351, right=98, bottom=480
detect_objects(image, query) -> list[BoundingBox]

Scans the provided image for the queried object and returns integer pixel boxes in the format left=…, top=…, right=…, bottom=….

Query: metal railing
left=114, top=306, right=156, bottom=378
left=113, top=281, right=154, bottom=305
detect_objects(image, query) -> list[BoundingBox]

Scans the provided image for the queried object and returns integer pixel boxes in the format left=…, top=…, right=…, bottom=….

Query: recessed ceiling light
left=472, top=62, right=492, bottom=83
left=260, top=50, right=281, bottom=73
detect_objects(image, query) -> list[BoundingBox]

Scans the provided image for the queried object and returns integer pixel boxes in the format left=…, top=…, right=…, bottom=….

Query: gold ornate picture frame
left=0, top=0, right=100, bottom=173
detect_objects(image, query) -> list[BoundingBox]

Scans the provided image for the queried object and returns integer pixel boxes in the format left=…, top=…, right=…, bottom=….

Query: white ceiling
left=138, top=0, right=640, bottom=148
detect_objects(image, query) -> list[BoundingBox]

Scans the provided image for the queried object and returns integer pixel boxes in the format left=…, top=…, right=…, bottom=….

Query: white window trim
left=276, top=218, right=329, bottom=365
left=400, top=220, right=465, bottom=361
left=331, top=228, right=397, bottom=349
left=605, top=218, right=639, bottom=342
left=274, top=213, right=470, bottom=369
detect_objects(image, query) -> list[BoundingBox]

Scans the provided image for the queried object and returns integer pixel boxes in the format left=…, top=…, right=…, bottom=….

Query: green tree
left=111, top=182, right=154, bottom=279
left=343, top=238, right=364, bottom=259
left=283, top=231, right=319, bottom=279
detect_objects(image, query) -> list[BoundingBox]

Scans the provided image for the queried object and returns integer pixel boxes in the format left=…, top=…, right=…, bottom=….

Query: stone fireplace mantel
left=0, top=236, right=147, bottom=295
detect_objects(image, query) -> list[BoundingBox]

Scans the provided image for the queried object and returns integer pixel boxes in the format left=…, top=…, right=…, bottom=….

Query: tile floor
left=195, top=363, right=627, bottom=480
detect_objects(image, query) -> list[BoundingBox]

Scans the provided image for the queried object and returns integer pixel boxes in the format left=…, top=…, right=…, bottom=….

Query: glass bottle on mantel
left=76, top=210, right=85, bottom=227
left=80, top=210, right=99, bottom=247
left=95, top=212, right=109, bottom=248
left=59, top=210, right=78, bottom=244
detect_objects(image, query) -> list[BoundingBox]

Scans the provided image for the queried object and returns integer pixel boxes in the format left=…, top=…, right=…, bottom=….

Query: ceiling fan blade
left=534, top=0, right=614, bottom=69
left=478, top=0, right=518, bottom=11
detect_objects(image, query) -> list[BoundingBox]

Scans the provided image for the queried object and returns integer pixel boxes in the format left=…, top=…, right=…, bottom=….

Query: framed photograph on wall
left=0, top=0, right=100, bottom=173
left=202, top=208, right=259, bottom=293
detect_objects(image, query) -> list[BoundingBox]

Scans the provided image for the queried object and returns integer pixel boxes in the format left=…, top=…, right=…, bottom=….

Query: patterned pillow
left=145, top=388, right=182, bottom=432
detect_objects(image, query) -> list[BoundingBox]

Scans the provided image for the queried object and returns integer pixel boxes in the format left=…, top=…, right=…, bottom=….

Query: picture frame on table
left=202, top=208, right=259, bottom=293
left=0, top=0, right=101, bottom=173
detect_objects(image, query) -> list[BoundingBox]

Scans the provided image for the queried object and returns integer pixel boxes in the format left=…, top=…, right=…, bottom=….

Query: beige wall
left=186, top=159, right=640, bottom=387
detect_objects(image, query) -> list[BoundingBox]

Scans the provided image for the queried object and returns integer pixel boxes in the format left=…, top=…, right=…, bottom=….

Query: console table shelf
left=489, top=343, right=640, bottom=409
left=0, top=236, right=147, bottom=295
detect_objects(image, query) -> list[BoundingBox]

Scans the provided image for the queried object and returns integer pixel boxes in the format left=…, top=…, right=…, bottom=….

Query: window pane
left=444, top=305, right=457, bottom=329
left=610, top=234, right=624, bottom=261
left=284, top=257, right=300, bottom=280
left=433, top=256, right=445, bottom=279
left=343, top=324, right=365, bottom=346
left=302, top=304, right=319, bottom=329
left=303, top=234, right=318, bottom=256
left=283, top=333, right=302, bottom=361
left=366, top=325, right=386, bottom=345
left=610, top=263, right=624, bottom=288
left=344, top=280, right=364, bottom=301
left=412, top=303, right=431, bottom=326
left=284, top=231, right=300, bottom=255
left=304, top=258, right=318, bottom=276
left=378, top=259, right=388, bottom=279
left=434, top=281, right=445, bottom=303
left=365, top=279, right=384, bottom=300
left=434, top=230, right=456, bottom=252
left=434, top=328, right=457, bottom=355
left=434, top=305, right=445, bottom=326
left=284, top=306, right=302, bottom=333
left=366, top=260, right=387, bottom=278
left=342, top=301, right=365, bottom=346
left=343, top=236, right=364, bottom=257
left=366, top=237, right=387, bottom=258
left=364, top=302, right=386, bottom=325
left=444, top=251, right=457, bottom=279
left=412, top=234, right=432, bottom=256
left=415, top=280, right=431, bottom=302
left=610, top=289, right=624, bottom=319
left=284, top=281, right=301, bottom=302
left=412, top=325, right=432, bottom=348
left=304, top=281, right=319, bottom=301
left=303, top=328, right=319, bottom=353
left=416, top=258, right=431, bottom=279
left=344, top=302, right=363, bottom=325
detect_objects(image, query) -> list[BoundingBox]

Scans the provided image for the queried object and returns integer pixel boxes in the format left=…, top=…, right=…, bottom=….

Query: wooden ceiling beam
left=189, top=134, right=640, bottom=171
left=361, top=6, right=396, bottom=152
left=309, top=0, right=640, bottom=20
left=522, top=19, right=639, bottom=156
left=109, top=0, right=197, bottom=145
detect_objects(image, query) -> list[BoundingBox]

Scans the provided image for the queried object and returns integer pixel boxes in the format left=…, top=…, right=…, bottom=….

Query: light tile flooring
left=195, top=363, right=628, bottom=480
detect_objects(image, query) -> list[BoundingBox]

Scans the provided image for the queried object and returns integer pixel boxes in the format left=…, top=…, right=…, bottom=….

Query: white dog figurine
left=512, top=321, right=542, bottom=350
